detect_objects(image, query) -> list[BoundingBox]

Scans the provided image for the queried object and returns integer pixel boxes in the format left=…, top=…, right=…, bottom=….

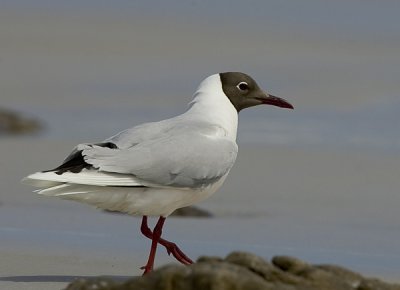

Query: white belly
left=38, top=174, right=228, bottom=217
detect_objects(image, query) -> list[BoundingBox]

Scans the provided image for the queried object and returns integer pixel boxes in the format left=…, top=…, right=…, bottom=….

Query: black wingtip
left=44, top=142, right=118, bottom=175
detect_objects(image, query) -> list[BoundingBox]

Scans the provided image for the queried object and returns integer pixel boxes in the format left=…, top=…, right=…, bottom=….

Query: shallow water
left=1, top=1, right=399, bottom=152
left=1, top=2, right=400, bottom=289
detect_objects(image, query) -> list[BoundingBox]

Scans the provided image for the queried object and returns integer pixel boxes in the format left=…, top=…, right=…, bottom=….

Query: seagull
left=23, top=72, right=293, bottom=275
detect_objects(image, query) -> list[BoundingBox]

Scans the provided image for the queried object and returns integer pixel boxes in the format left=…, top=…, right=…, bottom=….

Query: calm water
left=2, top=0, right=400, bottom=153
left=16, top=101, right=400, bottom=154
left=1, top=1, right=400, bottom=285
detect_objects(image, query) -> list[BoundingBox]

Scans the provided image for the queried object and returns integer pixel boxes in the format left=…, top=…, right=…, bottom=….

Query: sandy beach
left=1, top=139, right=400, bottom=289
left=1, top=1, right=400, bottom=289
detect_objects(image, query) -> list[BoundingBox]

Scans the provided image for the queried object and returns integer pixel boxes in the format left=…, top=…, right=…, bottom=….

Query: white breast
left=182, top=74, right=239, bottom=141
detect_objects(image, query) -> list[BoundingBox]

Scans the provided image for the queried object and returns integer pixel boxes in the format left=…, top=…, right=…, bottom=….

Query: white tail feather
left=22, top=169, right=144, bottom=187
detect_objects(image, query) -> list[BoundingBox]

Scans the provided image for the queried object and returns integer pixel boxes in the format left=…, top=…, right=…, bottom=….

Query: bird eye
left=237, top=82, right=249, bottom=91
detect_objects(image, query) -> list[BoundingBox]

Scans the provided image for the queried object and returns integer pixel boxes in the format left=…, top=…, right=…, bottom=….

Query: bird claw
left=162, top=241, right=193, bottom=265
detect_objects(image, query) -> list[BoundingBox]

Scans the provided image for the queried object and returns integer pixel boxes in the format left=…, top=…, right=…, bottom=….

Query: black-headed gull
left=23, top=72, right=293, bottom=274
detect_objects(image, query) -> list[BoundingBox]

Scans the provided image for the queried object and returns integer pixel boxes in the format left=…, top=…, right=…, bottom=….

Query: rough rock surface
left=65, top=252, right=400, bottom=290
left=0, top=108, right=43, bottom=135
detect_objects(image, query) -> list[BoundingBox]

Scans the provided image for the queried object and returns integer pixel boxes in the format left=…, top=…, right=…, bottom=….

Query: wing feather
left=83, top=124, right=238, bottom=188
left=26, top=120, right=238, bottom=189
left=23, top=169, right=144, bottom=187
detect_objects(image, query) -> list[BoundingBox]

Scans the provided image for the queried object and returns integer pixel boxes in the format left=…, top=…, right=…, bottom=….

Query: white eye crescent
left=237, top=82, right=249, bottom=91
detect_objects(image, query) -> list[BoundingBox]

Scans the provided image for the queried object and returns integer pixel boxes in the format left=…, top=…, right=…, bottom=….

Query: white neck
left=183, top=74, right=238, bottom=140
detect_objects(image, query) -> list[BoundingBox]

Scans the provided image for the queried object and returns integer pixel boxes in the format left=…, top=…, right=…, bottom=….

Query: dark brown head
left=219, top=72, right=293, bottom=112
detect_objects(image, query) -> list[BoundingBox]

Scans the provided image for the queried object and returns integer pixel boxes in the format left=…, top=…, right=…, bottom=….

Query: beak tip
left=264, top=94, right=294, bottom=110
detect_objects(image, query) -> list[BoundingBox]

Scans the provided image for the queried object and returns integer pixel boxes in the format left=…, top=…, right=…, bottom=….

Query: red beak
left=257, top=94, right=294, bottom=109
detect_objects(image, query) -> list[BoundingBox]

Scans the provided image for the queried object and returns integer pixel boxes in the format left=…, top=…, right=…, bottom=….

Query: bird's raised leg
left=140, top=216, right=193, bottom=266
left=140, top=216, right=165, bottom=275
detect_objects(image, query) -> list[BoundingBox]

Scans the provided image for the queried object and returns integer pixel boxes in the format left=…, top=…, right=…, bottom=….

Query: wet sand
left=1, top=139, right=399, bottom=289
left=1, top=2, right=400, bottom=289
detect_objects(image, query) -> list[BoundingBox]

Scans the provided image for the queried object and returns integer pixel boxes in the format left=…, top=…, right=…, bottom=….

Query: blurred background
left=1, top=0, right=399, bottom=287
left=1, top=0, right=399, bottom=148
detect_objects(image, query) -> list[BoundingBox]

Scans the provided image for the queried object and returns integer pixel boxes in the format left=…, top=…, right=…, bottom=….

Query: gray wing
left=82, top=124, right=238, bottom=188
left=104, top=121, right=171, bottom=149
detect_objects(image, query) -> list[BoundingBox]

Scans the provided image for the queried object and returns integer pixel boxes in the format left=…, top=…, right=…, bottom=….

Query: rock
left=226, top=252, right=300, bottom=284
left=196, top=256, right=224, bottom=263
left=170, top=206, right=213, bottom=218
left=0, top=108, right=43, bottom=135
left=272, top=255, right=310, bottom=275
left=64, top=252, right=400, bottom=290
left=121, top=262, right=270, bottom=290
left=65, top=277, right=117, bottom=290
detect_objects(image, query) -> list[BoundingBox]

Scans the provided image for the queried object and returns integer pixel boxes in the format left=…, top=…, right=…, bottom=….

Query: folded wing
left=24, top=122, right=238, bottom=189
left=84, top=125, right=238, bottom=188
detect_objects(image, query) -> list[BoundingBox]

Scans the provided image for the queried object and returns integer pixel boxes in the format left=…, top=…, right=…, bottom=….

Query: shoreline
left=1, top=139, right=400, bottom=289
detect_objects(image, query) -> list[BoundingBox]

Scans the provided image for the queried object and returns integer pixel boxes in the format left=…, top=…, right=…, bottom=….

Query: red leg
left=140, top=216, right=193, bottom=266
left=141, top=216, right=165, bottom=275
